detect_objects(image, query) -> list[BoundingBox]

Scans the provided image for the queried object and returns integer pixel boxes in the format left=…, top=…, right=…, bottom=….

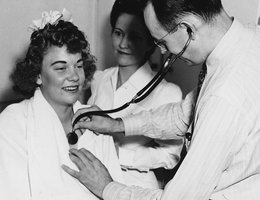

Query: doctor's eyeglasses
left=153, top=23, right=180, bottom=54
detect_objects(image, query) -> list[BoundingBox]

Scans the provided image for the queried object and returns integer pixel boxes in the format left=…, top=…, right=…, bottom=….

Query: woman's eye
left=113, top=30, right=123, bottom=37
left=55, top=66, right=66, bottom=71
left=76, top=65, right=83, bottom=69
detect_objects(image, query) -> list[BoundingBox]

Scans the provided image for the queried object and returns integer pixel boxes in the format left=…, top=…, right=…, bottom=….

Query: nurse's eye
left=112, top=29, right=124, bottom=38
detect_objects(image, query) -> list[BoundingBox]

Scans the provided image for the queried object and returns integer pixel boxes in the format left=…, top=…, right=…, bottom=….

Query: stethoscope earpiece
left=180, top=22, right=193, bottom=36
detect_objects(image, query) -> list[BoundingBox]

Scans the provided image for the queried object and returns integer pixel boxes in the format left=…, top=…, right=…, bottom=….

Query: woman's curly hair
left=11, top=20, right=96, bottom=98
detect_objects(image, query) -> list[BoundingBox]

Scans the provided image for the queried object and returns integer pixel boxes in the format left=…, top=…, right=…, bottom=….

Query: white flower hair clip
left=29, top=8, right=73, bottom=32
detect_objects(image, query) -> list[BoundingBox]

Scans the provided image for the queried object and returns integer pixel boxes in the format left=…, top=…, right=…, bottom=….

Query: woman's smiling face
left=112, top=13, right=153, bottom=67
left=37, top=45, right=85, bottom=108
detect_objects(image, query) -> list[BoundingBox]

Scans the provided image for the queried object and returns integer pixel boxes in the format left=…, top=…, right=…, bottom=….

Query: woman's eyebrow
left=50, top=58, right=83, bottom=66
left=50, top=60, right=66, bottom=66
left=77, top=58, right=83, bottom=63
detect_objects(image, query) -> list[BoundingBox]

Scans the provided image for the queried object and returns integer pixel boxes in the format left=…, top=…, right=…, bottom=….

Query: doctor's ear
left=180, top=22, right=193, bottom=36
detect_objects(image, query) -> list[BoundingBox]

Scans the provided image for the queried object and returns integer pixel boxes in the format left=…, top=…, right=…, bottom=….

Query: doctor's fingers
left=72, top=105, right=101, bottom=122
left=74, top=120, right=103, bottom=134
left=68, top=151, right=86, bottom=171
left=61, top=164, right=81, bottom=180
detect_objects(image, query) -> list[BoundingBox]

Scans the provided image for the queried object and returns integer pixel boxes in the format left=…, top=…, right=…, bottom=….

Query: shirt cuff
left=122, top=115, right=143, bottom=137
left=103, top=181, right=127, bottom=200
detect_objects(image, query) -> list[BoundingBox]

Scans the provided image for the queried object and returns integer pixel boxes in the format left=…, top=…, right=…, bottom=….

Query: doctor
left=63, top=0, right=260, bottom=199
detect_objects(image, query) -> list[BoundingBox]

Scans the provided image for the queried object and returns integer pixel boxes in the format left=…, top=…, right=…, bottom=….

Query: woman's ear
left=36, top=75, right=42, bottom=85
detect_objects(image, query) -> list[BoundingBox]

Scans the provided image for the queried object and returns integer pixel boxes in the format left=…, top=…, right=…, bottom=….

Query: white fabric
left=88, top=62, right=183, bottom=189
left=0, top=89, right=123, bottom=200
left=103, top=19, right=260, bottom=200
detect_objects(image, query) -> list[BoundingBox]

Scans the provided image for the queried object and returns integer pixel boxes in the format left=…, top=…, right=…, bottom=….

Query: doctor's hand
left=72, top=105, right=125, bottom=137
left=62, top=148, right=113, bottom=198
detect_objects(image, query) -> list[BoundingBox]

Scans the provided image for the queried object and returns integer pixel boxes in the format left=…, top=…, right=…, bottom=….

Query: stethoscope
left=67, top=28, right=192, bottom=145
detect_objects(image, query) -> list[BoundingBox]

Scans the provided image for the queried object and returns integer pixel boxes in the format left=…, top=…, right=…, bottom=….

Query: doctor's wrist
left=113, top=118, right=125, bottom=137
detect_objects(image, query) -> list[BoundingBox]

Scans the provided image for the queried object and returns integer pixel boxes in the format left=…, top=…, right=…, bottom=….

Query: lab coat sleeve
left=122, top=90, right=195, bottom=140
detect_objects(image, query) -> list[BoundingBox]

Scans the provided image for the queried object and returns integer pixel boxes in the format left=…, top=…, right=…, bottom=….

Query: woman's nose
left=119, top=35, right=129, bottom=48
left=68, top=67, right=79, bottom=81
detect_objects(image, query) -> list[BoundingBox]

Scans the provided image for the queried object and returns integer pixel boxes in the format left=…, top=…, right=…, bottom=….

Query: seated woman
left=0, top=9, right=122, bottom=200
left=87, top=0, right=183, bottom=189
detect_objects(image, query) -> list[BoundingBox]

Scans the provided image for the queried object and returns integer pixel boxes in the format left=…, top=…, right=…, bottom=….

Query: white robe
left=0, top=89, right=123, bottom=200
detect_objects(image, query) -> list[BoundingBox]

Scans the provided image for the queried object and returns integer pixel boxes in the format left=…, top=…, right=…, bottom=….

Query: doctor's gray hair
left=150, top=0, right=223, bottom=32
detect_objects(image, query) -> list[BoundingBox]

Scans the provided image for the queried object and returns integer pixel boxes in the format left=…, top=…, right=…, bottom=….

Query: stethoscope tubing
left=72, top=34, right=191, bottom=127
left=67, top=34, right=192, bottom=145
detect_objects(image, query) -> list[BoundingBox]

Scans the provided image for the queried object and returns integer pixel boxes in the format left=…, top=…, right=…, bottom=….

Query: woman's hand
left=62, top=148, right=113, bottom=198
left=72, top=105, right=125, bottom=137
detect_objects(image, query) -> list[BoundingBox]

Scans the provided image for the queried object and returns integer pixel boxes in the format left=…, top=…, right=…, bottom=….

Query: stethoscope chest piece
left=67, top=131, right=78, bottom=145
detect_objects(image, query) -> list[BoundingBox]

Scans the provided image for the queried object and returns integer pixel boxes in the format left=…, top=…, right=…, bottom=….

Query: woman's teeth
left=63, top=86, right=78, bottom=91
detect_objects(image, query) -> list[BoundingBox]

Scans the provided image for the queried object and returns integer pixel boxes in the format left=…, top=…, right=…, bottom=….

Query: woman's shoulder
left=1, top=99, right=30, bottom=119
left=94, top=66, right=118, bottom=78
left=91, top=67, right=117, bottom=89
left=0, top=99, right=30, bottom=138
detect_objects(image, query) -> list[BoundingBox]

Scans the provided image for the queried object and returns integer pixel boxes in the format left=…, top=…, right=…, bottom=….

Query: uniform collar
left=111, top=62, right=155, bottom=92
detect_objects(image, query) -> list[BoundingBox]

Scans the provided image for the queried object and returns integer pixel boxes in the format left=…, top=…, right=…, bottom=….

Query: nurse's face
left=37, top=45, right=85, bottom=108
left=112, top=13, right=153, bottom=67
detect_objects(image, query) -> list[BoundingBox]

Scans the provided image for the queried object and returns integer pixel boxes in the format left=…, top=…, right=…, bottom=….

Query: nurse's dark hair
left=11, top=20, right=96, bottom=98
left=150, top=0, right=223, bottom=32
left=110, top=0, right=155, bottom=57
left=110, top=0, right=148, bottom=30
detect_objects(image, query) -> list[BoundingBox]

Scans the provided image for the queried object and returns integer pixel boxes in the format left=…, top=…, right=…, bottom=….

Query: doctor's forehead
left=143, top=1, right=167, bottom=39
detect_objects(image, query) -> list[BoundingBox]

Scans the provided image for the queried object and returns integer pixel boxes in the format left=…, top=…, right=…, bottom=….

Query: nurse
left=87, top=0, right=183, bottom=189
